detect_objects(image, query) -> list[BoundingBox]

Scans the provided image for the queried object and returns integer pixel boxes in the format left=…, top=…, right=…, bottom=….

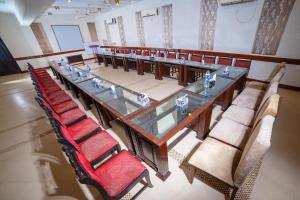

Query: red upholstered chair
left=157, top=50, right=165, bottom=57
left=38, top=85, right=72, bottom=106
left=35, top=97, right=86, bottom=127
left=143, top=50, right=150, bottom=56
left=67, top=149, right=153, bottom=200
left=135, top=50, right=142, bottom=55
left=60, top=126, right=120, bottom=165
left=190, top=54, right=203, bottom=62
left=235, top=59, right=251, bottom=68
left=119, top=49, right=124, bottom=54
left=203, top=55, right=216, bottom=64
left=124, top=49, right=130, bottom=54
left=178, top=53, right=189, bottom=60
left=167, top=52, right=177, bottom=59
left=218, top=57, right=233, bottom=66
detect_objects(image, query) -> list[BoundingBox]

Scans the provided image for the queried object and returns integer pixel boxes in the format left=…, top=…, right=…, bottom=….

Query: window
left=52, top=25, right=84, bottom=51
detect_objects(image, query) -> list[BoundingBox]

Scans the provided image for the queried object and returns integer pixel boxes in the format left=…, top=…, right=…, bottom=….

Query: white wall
left=0, top=12, right=43, bottom=70
left=1, top=0, right=300, bottom=87
left=95, top=0, right=300, bottom=87
left=213, top=0, right=264, bottom=54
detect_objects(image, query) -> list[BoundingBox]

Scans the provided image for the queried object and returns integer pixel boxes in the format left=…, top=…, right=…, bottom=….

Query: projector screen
left=52, top=25, right=84, bottom=51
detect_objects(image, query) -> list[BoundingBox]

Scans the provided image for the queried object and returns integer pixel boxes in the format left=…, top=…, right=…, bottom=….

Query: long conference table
left=50, top=55, right=248, bottom=180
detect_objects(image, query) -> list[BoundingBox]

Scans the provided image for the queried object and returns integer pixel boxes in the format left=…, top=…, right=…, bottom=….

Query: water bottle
left=204, top=70, right=211, bottom=89
left=85, top=65, right=91, bottom=76
left=180, top=57, right=185, bottom=64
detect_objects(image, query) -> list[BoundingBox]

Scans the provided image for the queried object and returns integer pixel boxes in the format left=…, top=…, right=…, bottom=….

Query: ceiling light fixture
left=67, top=0, right=72, bottom=3
left=115, top=0, right=120, bottom=6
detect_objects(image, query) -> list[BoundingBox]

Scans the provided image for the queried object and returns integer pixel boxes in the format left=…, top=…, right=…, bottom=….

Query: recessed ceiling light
left=67, top=0, right=72, bottom=3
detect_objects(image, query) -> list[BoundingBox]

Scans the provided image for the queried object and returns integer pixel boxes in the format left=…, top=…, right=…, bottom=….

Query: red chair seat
left=94, top=150, right=146, bottom=197
left=60, top=108, right=86, bottom=125
left=47, top=90, right=66, bottom=99
left=53, top=100, right=78, bottom=114
left=68, top=118, right=100, bottom=141
left=79, top=131, right=119, bottom=162
left=49, top=94, right=71, bottom=106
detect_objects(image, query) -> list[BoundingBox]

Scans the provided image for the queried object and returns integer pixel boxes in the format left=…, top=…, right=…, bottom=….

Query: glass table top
left=131, top=91, right=208, bottom=139
left=216, top=66, right=248, bottom=80
left=95, top=86, right=151, bottom=116
left=186, top=76, right=234, bottom=98
left=77, top=78, right=113, bottom=95
left=66, top=72, right=96, bottom=84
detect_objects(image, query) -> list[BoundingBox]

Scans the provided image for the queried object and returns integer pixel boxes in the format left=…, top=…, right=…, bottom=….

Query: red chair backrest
left=41, top=101, right=62, bottom=121
left=203, top=56, right=216, bottom=64
left=235, top=59, right=251, bottom=68
left=167, top=52, right=176, bottom=59
left=178, top=53, right=188, bottom=60
left=143, top=50, right=150, bottom=56
left=124, top=49, right=130, bottom=54
left=218, top=57, right=233, bottom=66
left=191, top=54, right=202, bottom=62
left=59, top=126, right=80, bottom=151
left=135, top=50, right=142, bottom=55
left=75, top=151, right=105, bottom=185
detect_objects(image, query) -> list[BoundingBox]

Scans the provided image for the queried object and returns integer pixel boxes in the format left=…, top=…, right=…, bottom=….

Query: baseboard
left=247, top=77, right=300, bottom=92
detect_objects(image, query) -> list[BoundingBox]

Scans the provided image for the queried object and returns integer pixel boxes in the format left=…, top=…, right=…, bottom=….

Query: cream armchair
left=188, top=115, right=275, bottom=200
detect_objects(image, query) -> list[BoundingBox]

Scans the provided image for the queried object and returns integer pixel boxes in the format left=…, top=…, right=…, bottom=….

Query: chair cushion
left=68, top=118, right=100, bottom=141
left=232, top=93, right=261, bottom=110
left=60, top=108, right=86, bottom=125
left=241, top=87, right=264, bottom=98
left=49, top=94, right=71, bottom=106
left=246, top=81, right=267, bottom=90
left=79, top=131, right=119, bottom=163
left=188, top=137, right=242, bottom=186
left=52, top=100, right=78, bottom=114
left=47, top=90, right=67, bottom=99
left=94, top=150, right=146, bottom=197
left=222, top=105, right=255, bottom=126
left=209, top=118, right=251, bottom=149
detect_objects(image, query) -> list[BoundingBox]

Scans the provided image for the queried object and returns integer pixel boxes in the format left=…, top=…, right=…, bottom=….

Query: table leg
left=183, top=65, right=188, bottom=86
left=236, top=74, right=247, bottom=94
left=154, top=143, right=171, bottom=181
left=112, top=57, right=117, bottom=69
left=69, top=83, right=80, bottom=99
left=103, top=56, right=108, bottom=67
left=93, top=100, right=112, bottom=129
left=192, top=103, right=213, bottom=139
left=79, top=91, right=92, bottom=110
left=178, top=65, right=184, bottom=86
left=155, top=62, right=162, bottom=80
left=123, top=57, right=129, bottom=72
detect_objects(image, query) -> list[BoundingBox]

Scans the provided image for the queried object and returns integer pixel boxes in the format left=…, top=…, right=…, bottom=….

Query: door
left=0, top=37, right=21, bottom=75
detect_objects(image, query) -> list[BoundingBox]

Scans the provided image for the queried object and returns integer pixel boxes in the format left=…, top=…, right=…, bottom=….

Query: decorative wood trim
left=15, top=49, right=84, bottom=61
left=101, top=45, right=300, bottom=65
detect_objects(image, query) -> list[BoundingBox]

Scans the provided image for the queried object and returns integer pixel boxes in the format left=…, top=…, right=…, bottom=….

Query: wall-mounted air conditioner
left=106, top=18, right=116, bottom=25
left=218, top=0, right=256, bottom=6
left=141, top=8, right=158, bottom=17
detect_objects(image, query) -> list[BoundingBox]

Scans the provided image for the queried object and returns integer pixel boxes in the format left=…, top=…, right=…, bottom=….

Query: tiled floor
left=0, top=63, right=299, bottom=200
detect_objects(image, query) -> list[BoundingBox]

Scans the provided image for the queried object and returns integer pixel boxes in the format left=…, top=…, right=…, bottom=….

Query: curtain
left=135, top=11, right=146, bottom=47
left=198, top=0, right=218, bottom=50
left=117, top=16, right=126, bottom=46
left=104, top=20, right=112, bottom=45
left=252, top=0, right=295, bottom=55
left=162, top=4, right=173, bottom=48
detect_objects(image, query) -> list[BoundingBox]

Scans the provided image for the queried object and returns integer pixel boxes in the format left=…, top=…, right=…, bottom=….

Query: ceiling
left=45, top=0, right=143, bottom=18
left=0, top=0, right=54, bottom=25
